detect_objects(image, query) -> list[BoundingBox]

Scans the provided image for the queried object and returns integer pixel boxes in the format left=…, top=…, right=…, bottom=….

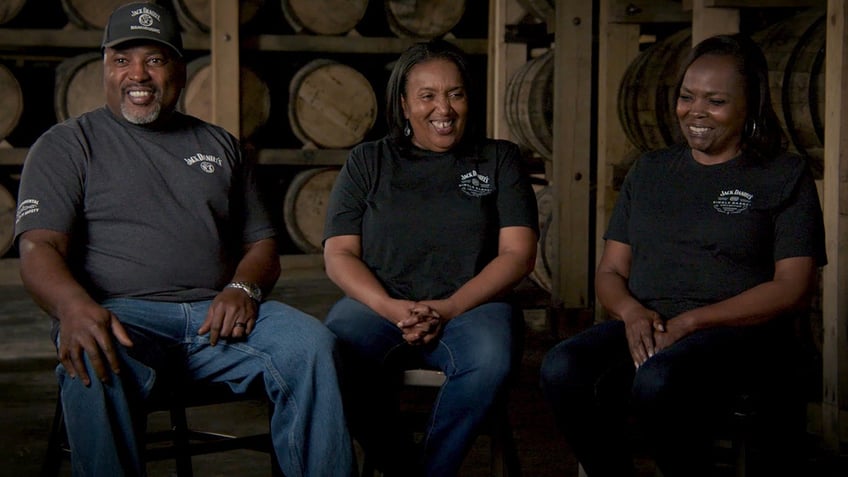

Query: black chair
left=41, top=380, right=280, bottom=477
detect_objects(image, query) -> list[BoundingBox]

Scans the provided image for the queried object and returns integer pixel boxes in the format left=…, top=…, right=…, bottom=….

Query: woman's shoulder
left=351, top=136, right=395, bottom=153
left=628, top=144, right=687, bottom=172
left=458, top=138, right=521, bottom=166
left=758, top=150, right=814, bottom=188
left=644, top=143, right=687, bottom=161
left=766, top=150, right=808, bottom=170
left=475, top=138, right=520, bottom=155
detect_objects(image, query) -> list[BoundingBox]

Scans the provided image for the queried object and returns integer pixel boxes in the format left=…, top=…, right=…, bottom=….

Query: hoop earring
left=403, top=120, right=411, bottom=137
left=746, top=119, right=758, bottom=137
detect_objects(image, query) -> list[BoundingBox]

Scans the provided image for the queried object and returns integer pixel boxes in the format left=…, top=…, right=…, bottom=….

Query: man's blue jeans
left=324, top=296, right=518, bottom=477
left=58, top=298, right=355, bottom=477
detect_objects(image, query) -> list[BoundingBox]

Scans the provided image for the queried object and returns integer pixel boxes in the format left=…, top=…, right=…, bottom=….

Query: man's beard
left=121, top=101, right=161, bottom=125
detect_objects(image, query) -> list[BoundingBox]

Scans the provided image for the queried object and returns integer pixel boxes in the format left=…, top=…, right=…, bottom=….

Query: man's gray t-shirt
left=323, top=137, right=539, bottom=301
left=14, top=107, right=275, bottom=302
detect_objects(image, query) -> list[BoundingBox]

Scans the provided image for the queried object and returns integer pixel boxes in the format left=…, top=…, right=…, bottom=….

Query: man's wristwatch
left=226, top=281, right=263, bottom=303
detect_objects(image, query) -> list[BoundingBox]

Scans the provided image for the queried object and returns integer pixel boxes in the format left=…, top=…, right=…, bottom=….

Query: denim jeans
left=58, top=298, right=355, bottom=477
left=539, top=319, right=793, bottom=477
left=324, top=296, right=517, bottom=477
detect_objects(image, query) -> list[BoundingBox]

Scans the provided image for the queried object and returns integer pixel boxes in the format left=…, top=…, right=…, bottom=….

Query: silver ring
left=234, top=322, right=247, bottom=328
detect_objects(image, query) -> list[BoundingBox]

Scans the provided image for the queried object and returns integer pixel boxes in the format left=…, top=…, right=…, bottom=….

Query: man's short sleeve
left=14, top=124, right=86, bottom=243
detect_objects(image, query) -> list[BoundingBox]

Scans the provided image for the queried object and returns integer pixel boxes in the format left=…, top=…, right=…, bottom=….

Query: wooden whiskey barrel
left=0, top=0, right=27, bottom=25
left=505, top=49, right=554, bottom=161
left=752, top=8, right=826, bottom=179
left=181, top=56, right=271, bottom=140
left=617, top=28, right=691, bottom=153
left=54, top=52, right=103, bottom=122
left=0, top=64, right=23, bottom=143
left=61, top=0, right=128, bottom=29
left=283, top=167, right=340, bottom=253
left=288, top=59, right=377, bottom=149
left=384, top=0, right=465, bottom=39
left=172, top=0, right=265, bottom=33
left=0, top=184, right=15, bottom=257
left=281, top=0, right=369, bottom=35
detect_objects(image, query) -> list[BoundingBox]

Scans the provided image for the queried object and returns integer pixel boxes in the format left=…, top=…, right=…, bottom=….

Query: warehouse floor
left=1, top=266, right=846, bottom=477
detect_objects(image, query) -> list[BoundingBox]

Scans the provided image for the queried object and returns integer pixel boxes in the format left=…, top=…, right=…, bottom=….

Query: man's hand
left=57, top=301, right=133, bottom=386
left=199, top=287, right=258, bottom=345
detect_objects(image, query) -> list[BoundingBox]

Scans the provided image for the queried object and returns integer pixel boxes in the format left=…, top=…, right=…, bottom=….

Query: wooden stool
left=41, top=381, right=279, bottom=477
left=360, top=368, right=521, bottom=477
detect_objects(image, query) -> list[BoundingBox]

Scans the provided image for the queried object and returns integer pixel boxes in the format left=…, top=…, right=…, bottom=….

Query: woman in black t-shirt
left=540, top=34, right=826, bottom=477
left=322, top=40, right=538, bottom=477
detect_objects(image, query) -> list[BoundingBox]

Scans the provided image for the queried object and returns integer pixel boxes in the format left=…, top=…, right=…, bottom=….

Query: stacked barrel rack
left=0, top=0, right=490, bottom=261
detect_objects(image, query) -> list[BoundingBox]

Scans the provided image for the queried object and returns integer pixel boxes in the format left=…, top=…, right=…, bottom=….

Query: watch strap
left=226, top=281, right=262, bottom=302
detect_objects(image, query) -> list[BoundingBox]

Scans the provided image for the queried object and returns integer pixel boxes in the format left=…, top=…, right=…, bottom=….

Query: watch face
left=248, top=285, right=261, bottom=299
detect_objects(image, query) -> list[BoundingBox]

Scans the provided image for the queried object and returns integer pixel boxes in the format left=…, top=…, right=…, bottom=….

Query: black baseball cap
left=101, top=2, right=183, bottom=57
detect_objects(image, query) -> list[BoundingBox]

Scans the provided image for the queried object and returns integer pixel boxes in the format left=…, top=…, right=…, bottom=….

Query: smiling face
left=401, top=58, right=468, bottom=152
left=103, top=42, right=185, bottom=126
left=676, top=53, right=748, bottom=165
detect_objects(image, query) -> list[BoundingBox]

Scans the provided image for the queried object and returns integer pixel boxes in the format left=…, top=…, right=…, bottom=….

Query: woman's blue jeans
left=57, top=298, right=355, bottom=477
left=324, top=297, right=518, bottom=477
left=539, top=319, right=794, bottom=477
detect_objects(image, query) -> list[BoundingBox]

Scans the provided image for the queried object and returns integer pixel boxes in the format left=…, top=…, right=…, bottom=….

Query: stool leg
left=169, top=404, right=193, bottom=477
left=269, top=402, right=284, bottom=477
left=491, top=410, right=521, bottom=477
left=40, top=393, right=65, bottom=477
left=360, top=455, right=376, bottom=477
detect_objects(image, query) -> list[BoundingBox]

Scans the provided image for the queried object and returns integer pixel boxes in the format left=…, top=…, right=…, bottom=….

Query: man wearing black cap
left=15, top=3, right=354, bottom=476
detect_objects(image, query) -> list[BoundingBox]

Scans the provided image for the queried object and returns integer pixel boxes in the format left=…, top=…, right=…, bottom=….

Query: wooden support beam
left=210, top=0, right=240, bottom=138
left=551, top=0, right=593, bottom=309
left=822, top=0, right=848, bottom=453
left=691, top=0, right=740, bottom=44
left=595, top=0, right=640, bottom=322
left=684, top=0, right=825, bottom=7
left=607, top=0, right=690, bottom=24
left=487, top=0, right=529, bottom=140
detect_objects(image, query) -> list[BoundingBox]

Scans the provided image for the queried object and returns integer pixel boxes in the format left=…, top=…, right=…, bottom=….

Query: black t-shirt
left=324, top=136, right=539, bottom=301
left=605, top=144, right=826, bottom=319
left=15, top=107, right=274, bottom=302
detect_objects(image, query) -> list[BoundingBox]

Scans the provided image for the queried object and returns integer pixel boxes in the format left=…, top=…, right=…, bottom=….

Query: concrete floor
left=2, top=269, right=847, bottom=476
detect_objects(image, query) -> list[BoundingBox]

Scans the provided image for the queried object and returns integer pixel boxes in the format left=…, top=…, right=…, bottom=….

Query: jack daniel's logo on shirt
left=713, top=188, right=753, bottom=214
left=183, top=152, right=222, bottom=174
left=459, top=169, right=493, bottom=197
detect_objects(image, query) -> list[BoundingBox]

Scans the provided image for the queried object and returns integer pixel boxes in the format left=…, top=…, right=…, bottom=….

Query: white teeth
left=128, top=91, right=150, bottom=98
left=432, top=120, right=452, bottom=129
left=689, top=126, right=708, bottom=134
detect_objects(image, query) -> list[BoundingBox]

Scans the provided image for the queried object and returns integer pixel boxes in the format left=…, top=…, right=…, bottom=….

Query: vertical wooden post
left=487, top=0, right=528, bottom=140
left=210, top=0, right=240, bottom=138
left=551, top=0, right=593, bottom=309
left=691, top=0, right=739, bottom=43
left=822, top=0, right=848, bottom=453
left=595, top=0, right=640, bottom=322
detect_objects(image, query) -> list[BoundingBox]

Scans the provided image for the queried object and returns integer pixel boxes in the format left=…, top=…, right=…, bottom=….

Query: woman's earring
left=403, top=120, right=411, bottom=137
left=746, top=119, right=758, bottom=137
